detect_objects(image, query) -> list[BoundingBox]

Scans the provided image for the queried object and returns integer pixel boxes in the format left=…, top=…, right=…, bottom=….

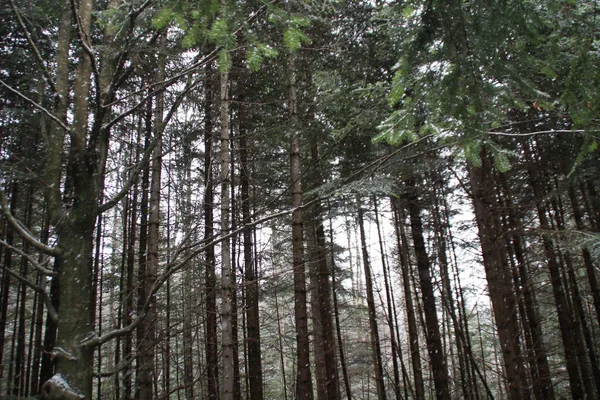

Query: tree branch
left=0, top=263, right=58, bottom=324
left=0, top=189, right=62, bottom=257
left=0, top=79, right=70, bottom=134
left=0, top=239, right=57, bottom=277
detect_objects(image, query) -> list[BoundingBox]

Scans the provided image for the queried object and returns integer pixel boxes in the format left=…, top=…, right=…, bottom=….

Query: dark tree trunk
left=239, top=75, right=263, bottom=400
left=468, top=148, right=529, bottom=400
left=404, top=178, right=451, bottom=400
left=0, top=181, right=18, bottom=381
left=289, top=53, right=313, bottom=400
left=570, top=186, right=600, bottom=328
left=524, top=141, right=589, bottom=399
left=391, top=198, right=425, bottom=400
left=204, top=61, right=219, bottom=400
left=374, top=198, right=402, bottom=400
left=328, top=209, right=352, bottom=400
left=497, top=174, right=554, bottom=400
left=357, top=198, right=387, bottom=400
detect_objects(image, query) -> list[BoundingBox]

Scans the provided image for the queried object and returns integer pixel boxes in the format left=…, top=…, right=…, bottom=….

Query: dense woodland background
left=0, top=0, right=600, bottom=399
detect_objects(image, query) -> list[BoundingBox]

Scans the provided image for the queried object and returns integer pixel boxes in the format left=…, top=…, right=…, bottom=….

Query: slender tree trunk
left=135, top=93, right=152, bottom=400
left=570, top=186, right=600, bottom=328
left=391, top=197, right=425, bottom=400
left=357, top=197, right=387, bottom=400
left=288, top=53, right=313, bottom=400
left=497, top=174, right=554, bottom=400
left=468, top=148, right=529, bottom=400
left=374, top=198, right=402, bottom=400
left=523, top=141, right=588, bottom=399
left=204, top=61, right=219, bottom=400
left=239, top=74, right=263, bottom=400
left=308, top=143, right=339, bottom=400
left=0, top=181, right=17, bottom=384
left=328, top=211, right=352, bottom=400
left=309, top=227, right=328, bottom=400
left=552, top=183, right=600, bottom=397
left=221, top=66, right=235, bottom=400
left=182, top=166, right=195, bottom=400
left=137, top=31, right=166, bottom=400
left=30, top=213, right=48, bottom=395
left=123, top=125, right=142, bottom=400
left=404, top=178, right=451, bottom=400
left=274, top=282, right=289, bottom=400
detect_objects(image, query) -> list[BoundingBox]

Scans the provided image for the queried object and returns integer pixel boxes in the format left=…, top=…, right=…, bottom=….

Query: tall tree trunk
left=523, top=141, right=589, bottom=399
left=570, top=186, right=600, bottom=328
left=468, top=148, right=529, bottom=400
left=288, top=53, right=313, bottom=400
left=497, top=174, right=554, bottom=400
left=357, top=198, right=387, bottom=400
left=40, top=0, right=100, bottom=396
left=373, top=198, right=402, bottom=400
left=328, top=208, right=352, bottom=400
left=204, top=61, right=219, bottom=400
left=30, top=214, right=49, bottom=395
left=221, top=66, right=235, bottom=400
left=239, top=73, right=263, bottom=400
left=309, top=227, right=328, bottom=400
left=135, top=93, right=152, bottom=400
left=13, top=188, right=34, bottom=396
left=136, top=31, right=166, bottom=400
left=391, top=197, right=425, bottom=400
left=404, top=177, right=451, bottom=400
left=551, top=182, right=600, bottom=397
left=0, top=181, right=17, bottom=384
left=308, top=143, right=339, bottom=400
left=35, top=0, right=69, bottom=394
left=182, top=162, right=195, bottom=400
left=431, top=177, right=469, bottom=400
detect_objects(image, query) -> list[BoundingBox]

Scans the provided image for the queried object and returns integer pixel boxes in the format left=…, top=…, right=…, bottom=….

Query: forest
left=0, top=0, right=599, bottom=399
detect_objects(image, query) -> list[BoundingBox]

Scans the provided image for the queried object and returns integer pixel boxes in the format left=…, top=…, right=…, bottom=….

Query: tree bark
left=239, top=73, right=263, bottom=400
left=468, top=148, right=529, bottom=400
left=288, top=53, right=313, bottom=400
left=220, top=66, right=235, bottom=400
left=357, top=198, right=387, bottom=400
left=391, top=197, right=425, bottom=400
left=404, top=178, right=451, bottom=400
left=523, top=141, right=589, bottom=399
left=204, top=61, right=219, bottom=400
left=374, top=198, right=402, bottom=400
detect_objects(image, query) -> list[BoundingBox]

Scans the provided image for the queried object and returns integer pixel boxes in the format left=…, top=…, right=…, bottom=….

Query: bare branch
left=488, top=129, right=587, bottom=137
left=0, top=79, right=70, bottom=134
left=0, top=189, right=62, bottom=257
left=1, top=264, right=58, bottom=324
left=0, top=239, right=57, bottom=277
